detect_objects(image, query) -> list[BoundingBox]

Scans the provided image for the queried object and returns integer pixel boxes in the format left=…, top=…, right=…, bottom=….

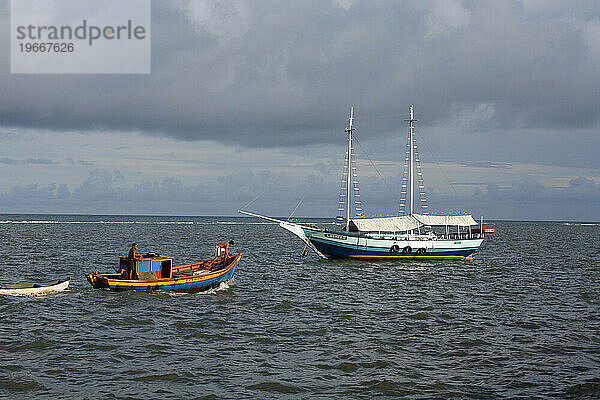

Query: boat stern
left=86, top=272, right=111, bottom=289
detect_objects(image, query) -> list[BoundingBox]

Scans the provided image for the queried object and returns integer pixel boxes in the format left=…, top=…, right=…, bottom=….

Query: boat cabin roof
left=119, top=253, right=173, bottom=261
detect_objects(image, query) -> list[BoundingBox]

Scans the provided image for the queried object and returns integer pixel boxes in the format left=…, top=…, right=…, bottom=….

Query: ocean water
left=0, top=215, right=599, bottom=399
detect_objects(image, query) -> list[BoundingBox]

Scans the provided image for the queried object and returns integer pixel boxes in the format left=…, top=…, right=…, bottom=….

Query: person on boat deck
left=215, top=240, right=234, bottom=258
left=127, top=243, right=142, bottom=279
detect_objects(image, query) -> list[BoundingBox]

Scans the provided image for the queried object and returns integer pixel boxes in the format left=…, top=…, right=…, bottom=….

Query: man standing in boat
left=216, top=240, right=234, bottom=258
left=127, top=243, right=141, bottom=279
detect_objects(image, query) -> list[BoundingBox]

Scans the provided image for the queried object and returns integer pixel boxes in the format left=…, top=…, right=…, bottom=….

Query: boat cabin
left=119, top=254, right=173, bottom=280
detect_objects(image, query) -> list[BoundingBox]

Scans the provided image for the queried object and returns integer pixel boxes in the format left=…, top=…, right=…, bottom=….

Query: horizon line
left=0, top=211, right=598, bottom=224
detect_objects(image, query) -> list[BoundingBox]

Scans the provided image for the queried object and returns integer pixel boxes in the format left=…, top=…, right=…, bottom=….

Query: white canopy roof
left=350, top=216, right=422, bottom=232
left=412, top=214, right=477, bottom=226
left=350, top=214, right=477, bottom=231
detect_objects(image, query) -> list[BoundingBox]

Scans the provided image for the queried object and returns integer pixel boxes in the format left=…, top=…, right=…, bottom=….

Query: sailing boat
left=239, top=106, right=488, bottom=260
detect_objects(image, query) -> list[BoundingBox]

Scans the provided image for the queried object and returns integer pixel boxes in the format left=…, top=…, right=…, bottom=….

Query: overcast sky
left=1, top=0, right=600, bottom=221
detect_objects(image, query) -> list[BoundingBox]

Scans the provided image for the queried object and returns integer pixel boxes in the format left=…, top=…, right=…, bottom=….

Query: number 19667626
left=19, top=42, right=74, bottom=52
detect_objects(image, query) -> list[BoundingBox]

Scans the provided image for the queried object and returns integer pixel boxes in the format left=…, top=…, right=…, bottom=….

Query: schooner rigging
left=240, top=105, right=491, bottom=260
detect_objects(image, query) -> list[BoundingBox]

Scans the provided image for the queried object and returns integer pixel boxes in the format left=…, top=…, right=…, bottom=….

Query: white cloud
left=183, top=0, right=254, bottom=43
left=583, top=19, right=600, bottom=66
left=425, top=0, right=471, bottom=38
left=331, top=0, right=354, bottom=11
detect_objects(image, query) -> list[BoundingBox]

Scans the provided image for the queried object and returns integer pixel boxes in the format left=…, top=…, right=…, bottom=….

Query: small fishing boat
left=86, top=242, right=241, bottom=293
left=0, top=278, right=70, bottom=296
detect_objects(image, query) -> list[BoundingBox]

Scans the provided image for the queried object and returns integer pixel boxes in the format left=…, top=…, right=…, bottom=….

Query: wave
left=216, top=221, right=275, bottom=225
left=0, top=220, right=328, bottom=225
left=0, top=220, right=195, bottom=225
left=563, top=222, right=599, bottom=226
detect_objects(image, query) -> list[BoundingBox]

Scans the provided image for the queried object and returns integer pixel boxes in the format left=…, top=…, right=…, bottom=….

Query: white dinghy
left=0, top=278, right=70, bottom=296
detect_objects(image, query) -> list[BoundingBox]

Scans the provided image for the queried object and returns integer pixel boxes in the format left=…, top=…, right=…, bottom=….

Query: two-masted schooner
left=240, top=106, right=488, bottom=260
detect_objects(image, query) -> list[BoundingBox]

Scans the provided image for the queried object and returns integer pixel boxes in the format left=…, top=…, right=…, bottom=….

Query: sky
left=1, top=0, right=600, bottom=221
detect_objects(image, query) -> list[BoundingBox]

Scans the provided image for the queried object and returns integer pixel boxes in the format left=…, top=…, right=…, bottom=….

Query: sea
left=0, top=214, right=599, bottom=399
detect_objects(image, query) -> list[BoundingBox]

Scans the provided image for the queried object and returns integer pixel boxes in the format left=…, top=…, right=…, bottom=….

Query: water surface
left=1, top=215, right=599, bottom=398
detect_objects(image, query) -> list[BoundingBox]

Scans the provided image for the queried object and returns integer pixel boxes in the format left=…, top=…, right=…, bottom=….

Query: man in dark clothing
left=127, top=243, right=140, bottom=279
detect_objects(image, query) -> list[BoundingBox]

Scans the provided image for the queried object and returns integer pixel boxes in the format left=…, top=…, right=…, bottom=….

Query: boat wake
left=392, top=265, right=428, bottom=272
left=204, top=280, right=232, bottom=294
left=159, top=280, right=232, bottom=296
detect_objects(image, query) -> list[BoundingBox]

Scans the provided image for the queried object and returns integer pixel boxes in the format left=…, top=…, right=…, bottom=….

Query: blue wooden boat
left=86, top=243, right=241, bottom=293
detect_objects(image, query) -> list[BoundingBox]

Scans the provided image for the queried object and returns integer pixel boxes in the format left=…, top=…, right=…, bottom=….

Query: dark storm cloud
left=1, top=168, right=598, bottom=220
left=0, top=157, right=57, bottom=164
left=474, top=176, right=600, bottom=221
left=0, top=169, right=340, bottom=215
left=2, top=1, right=600, bottom=149
left=66, top=158, right=95, bottom=167
left=26, top=158, right=57, bottom=165
left=459, top=161, right=512, bottom=170
left=0, top=157, right=18, bottom=164
left=2, top=182, right=71, bottom=202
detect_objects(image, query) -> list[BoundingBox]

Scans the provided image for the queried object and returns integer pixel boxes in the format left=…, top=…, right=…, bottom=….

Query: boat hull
left=87, top=254, right=241, bottom=293
left=305, top=230, right=482, bottom=260
left=0, top=279, right=70, bottom=296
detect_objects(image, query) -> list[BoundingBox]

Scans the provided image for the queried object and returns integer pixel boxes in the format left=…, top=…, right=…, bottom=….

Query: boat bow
left=238, top=209, right=326, bottom=258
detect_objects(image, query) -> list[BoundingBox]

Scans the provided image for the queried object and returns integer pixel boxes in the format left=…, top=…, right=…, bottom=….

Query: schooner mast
left=401, top=105, right=428, bottom=217
left=345, top=107, right=355, bottom=231
left=407, top=105, right=416, bottom=214
left=337, top=106, right=362, bottom=231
